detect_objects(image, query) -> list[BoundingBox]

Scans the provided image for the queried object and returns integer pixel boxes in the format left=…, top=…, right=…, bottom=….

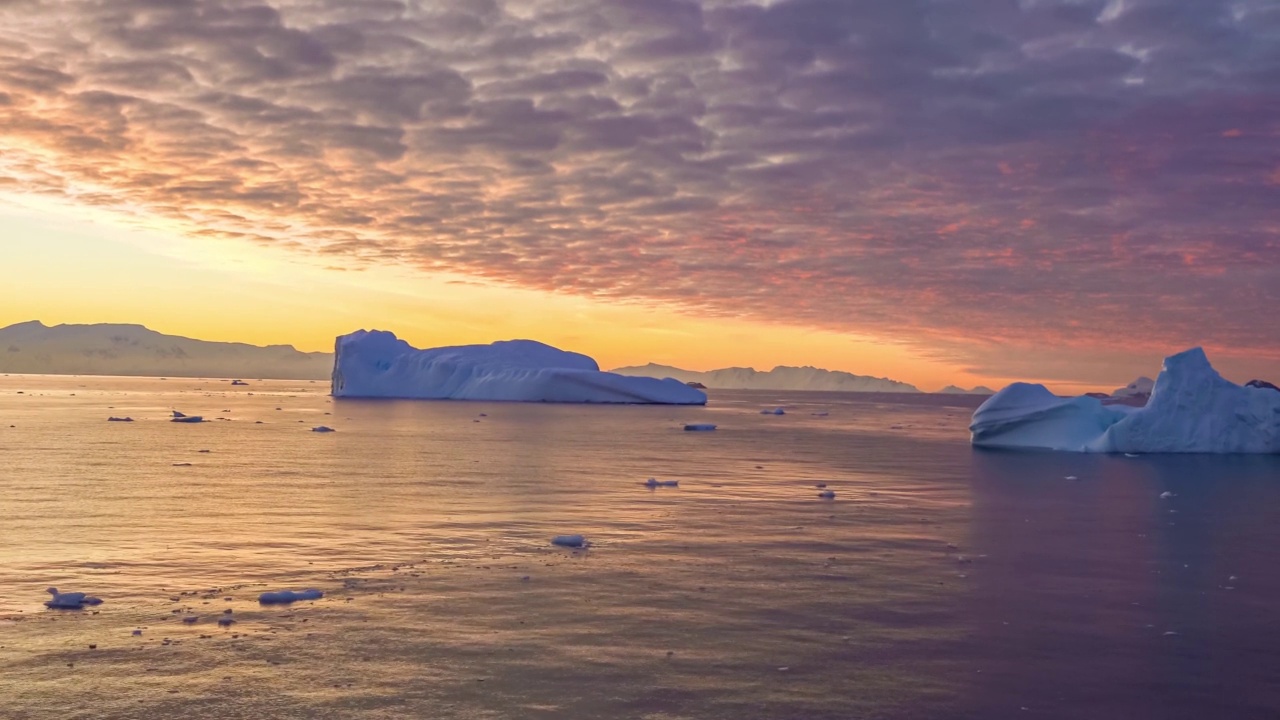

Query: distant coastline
left=2, top=320, right=974, bottom=392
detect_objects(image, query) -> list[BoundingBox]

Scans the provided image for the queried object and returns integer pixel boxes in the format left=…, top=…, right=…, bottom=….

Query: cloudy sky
left=1, top=0, right=1276, bottom=390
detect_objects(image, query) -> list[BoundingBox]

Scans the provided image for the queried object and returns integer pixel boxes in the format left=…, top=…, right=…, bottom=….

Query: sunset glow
left=2, top=0, right=1277, bottom=391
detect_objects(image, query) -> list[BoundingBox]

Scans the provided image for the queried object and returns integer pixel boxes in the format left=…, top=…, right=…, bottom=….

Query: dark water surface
left=1, top=376, right=1277, bottom=719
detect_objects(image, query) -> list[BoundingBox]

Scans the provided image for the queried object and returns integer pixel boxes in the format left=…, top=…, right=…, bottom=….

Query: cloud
left=0, top=0, right=1277, bottom=376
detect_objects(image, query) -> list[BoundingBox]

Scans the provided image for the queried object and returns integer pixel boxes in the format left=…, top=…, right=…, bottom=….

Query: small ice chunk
left=643, top=478, right=679, bottom=488
left=107, top=416, right=134, bottom=422
left=1064, top=475, right=1078, bottom=480
left=761, top=407, right=785, bottom=415
left=44, top=587, right=103, bottom=609
left=172, top=410, right=186, bottom=418
left=217, top=617, right=235, bottom=627
left=815, top=483, right=827, bottom=488
left=182, top=616, right=199, bottom=624
left=171, top=415, right=204, bottom=423
left=683, top=423, right=717, bottom=432
left=312, top=426, right=336, bottom=433
left=551, top=534, right=588, bottom=548
left=258, top=589, right=324, bottom=604
left=1159, top=491, right=1174, bottom=499
left=817, top=490, right=836, bottom=499
left=131, top=629, right=142, bottom=636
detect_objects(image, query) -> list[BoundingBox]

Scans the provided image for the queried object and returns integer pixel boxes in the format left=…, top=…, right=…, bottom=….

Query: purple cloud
left=0, top=0, right=1276, bottom=378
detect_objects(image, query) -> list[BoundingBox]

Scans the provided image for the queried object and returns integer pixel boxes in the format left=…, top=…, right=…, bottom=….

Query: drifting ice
left=971, top=348, right=1280, bottom=453
left=45, top=588, right=102, bottom=609
left=331, top=330, right=706, bottom=405
left=258, top=589, right=324, bottom=604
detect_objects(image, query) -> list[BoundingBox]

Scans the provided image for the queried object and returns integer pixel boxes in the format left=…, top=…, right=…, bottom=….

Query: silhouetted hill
left=0, top=321, right=331, bottom=379
left=611, top=362, right=919, bottom=393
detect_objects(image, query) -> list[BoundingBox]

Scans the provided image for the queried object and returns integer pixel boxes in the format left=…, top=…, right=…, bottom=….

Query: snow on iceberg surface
left=331, top=330, right=707, bottom=405
left=971, top=348, right=1280, bottom=453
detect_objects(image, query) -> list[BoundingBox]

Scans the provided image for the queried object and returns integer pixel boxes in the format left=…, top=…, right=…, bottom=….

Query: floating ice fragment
left=761, top=407, right=785, bottom=415
left=217, top=617, right=235, bottom=627
left=551, top=535, right=588, bottom=548
left=107, top=417, right=133, bottom=422
left=171, top=413, right=204, bottom=423
left=230, top=380, right=249, bottom=386
left=258, top=589, right=324, bottom=604
left=817, top=490, right=836, bottom=499
left=1064, top=475, right=1078, bottom=480
left=312, top=426, right=335, bottom=433
left=643, top=477, right=679, bottom=488
left=44, top=587, right=103, bottom=609
left=131, top=629, right=142, bottom=636
left=683, top=423, right=717, bottom=432
left=815, top=483, right=827, bottom=488
left=182, top=616, right=199, bottom=624
left=1159, top=491, right=1174, bottom=499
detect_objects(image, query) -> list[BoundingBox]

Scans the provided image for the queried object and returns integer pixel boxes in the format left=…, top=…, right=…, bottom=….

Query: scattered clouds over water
left=1, top=0, right=1277, bottom=372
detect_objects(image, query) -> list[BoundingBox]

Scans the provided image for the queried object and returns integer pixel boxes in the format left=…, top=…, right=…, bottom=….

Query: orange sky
left=0, top=192, right=1026, bottom=393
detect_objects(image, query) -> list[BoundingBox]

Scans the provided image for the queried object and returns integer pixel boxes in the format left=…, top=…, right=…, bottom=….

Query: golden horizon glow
left=0, top=193, right=1014, bottom=393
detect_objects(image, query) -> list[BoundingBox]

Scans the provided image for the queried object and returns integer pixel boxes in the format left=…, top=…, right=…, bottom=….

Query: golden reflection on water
left=0, top=375, right=984, bottom=718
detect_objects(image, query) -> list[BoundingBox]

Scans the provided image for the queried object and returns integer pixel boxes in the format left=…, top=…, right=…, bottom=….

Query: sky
left=0, top=0, right=1277, bottom=392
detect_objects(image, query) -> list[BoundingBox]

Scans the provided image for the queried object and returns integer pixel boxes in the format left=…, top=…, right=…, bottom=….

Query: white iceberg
left=1112, top=376, right=1155, bottom=397
left=331, top=330, right=706, bottom=405
left=971, top=348, right=1280, bottom=453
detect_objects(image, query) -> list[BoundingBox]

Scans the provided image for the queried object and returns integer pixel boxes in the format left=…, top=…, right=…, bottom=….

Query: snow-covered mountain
left=0, top=321, right=331, bottom=379
left=610, top=362, right=919, bottom=393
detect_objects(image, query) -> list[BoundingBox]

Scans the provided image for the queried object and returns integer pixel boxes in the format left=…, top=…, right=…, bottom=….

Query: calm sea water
left=2, top=375, right=1278, bottom=719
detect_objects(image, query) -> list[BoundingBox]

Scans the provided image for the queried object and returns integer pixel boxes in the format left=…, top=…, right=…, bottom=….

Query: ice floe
left=331, top=330, right=706, bottom=405
left=550, top=534, right=588, bottom=548
left=45, top=587, right=103, bottom=609
left=683, top=423, right=717, bottom=432
left=971, top=348, right=1280, bottom=453
left=258, top=589, right=324, bottom=604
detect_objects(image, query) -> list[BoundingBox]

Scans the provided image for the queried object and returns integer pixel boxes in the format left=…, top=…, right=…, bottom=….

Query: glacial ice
left=258, top=589, right=324, bottom=604
left=45, top=587, right=102, bottom=609
left=331, top=330, right=706, bottom=405
left=971, top=348, right=1280, bottom=453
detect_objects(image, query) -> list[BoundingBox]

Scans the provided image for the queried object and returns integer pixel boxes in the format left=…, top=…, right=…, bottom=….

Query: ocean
left=2, top=375, right=1278, bottom=719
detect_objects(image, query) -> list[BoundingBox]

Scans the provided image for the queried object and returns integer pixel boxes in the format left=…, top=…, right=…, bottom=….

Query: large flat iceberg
left=971, top=348, right=1280, bottom=453
left=331, top=330, right=707, bottom=405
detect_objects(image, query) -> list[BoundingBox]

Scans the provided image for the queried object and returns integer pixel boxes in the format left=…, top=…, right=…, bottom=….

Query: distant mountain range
left=610, top=362, right=921, bottom=393
left=1, top=320, right=981, bottom=392
left=938, top=384, right=996, bottom=395
left=0, top=321, right=332, bottom=380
